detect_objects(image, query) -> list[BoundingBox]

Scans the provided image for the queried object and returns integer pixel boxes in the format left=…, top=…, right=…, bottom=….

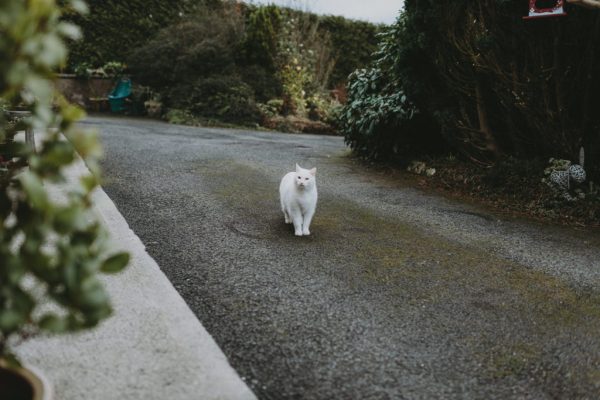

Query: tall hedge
left=242, top=5, right=282, bottom=72
left=340, top=19, right=446, bottom=161
left=66, top=0, right=380, bottom=91
left=319, top=16, right=382, bottom=87
left=65, top=0, right=220, bottom=68
left=128, top=5, right=263, bottom=124
left=341, top=1, right=600, bottom=176
left=400, top=0, right=600, bottom=170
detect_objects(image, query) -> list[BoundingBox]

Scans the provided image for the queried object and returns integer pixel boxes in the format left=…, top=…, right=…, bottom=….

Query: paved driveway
left=92, top=116, right=600, bottom=399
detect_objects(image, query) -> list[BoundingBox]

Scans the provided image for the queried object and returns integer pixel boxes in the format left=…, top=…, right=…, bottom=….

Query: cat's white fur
left=279, top=164, right=317, bottom=236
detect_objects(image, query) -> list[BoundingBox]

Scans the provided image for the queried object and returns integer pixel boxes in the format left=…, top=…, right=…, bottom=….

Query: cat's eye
left=305, top=178, right=309, bottom=180
left=297, top=176, right=301, bottom=179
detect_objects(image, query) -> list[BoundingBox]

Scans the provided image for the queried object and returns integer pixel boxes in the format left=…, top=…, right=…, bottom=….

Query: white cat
left=279, top=164, right=318, bottom=236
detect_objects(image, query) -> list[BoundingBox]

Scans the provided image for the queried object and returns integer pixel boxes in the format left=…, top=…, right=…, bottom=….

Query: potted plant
left=0, top=1, right=129, bottom=399
left=0, top=359, right=50, bottom=400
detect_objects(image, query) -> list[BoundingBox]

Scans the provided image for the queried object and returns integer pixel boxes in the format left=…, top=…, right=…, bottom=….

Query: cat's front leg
left=283, top=209, right=292, bottom=224
left=302, top=210, right=314, bottom=236
left=292, top=214, right=303, bottom=236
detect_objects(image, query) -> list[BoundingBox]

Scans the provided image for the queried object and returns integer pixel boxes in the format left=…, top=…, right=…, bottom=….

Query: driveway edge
left=18, top=150, right=257, bottom=400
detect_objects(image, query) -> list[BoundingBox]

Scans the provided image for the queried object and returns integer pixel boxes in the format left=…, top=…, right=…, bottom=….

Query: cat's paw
left=285, top=219, right=292, bottom=224
left=294, top=230, right=303, bottom=236
left=302, top=230, right=310, bottom=236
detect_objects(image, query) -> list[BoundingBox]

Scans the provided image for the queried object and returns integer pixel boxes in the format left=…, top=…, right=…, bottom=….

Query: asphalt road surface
left=92, top=116, right=600, bottom=399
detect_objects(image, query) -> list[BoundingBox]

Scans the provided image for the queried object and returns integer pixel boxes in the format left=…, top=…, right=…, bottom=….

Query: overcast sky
left=245, top=0, right=404, bottom=25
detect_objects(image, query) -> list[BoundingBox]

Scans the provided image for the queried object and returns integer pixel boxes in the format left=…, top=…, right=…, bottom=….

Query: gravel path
left=92, top=116, right=600, bottom=399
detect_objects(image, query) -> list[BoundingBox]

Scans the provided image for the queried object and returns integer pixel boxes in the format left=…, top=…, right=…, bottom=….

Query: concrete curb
left=18, top=148, right=256, bottom=400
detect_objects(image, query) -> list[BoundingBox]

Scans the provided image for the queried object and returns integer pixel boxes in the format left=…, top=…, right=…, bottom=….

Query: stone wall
left=55, top=74, right=116, bottom=111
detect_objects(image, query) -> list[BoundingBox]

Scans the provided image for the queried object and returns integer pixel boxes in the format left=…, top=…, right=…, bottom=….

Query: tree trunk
left=475, top=78, right=499, bottom=158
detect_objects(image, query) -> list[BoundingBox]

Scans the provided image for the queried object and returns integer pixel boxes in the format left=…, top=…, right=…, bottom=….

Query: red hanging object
left=523, top=0, right=567, bottom=19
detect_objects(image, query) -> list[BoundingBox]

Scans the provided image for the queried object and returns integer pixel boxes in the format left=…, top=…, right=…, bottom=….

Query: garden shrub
left=394, top=0, right=600, bottom=174
left=319, top=16, right=382, bottom=88
left=241, top=5, right=282, bottom=73
left=1, top=0, right=128, bottom=362
left=128, top=5, right=264, bottom=124
left=257, top=99, right=285, bottom=119
left=239, top=64, right=281, bottom=103
left=126, top=2, right=379, bottom=129
left=128, top=6, right=243, bottom=90
left=65, top=0, right=220, bottom=69
left=71, top=60, right=126, bottom=79
left=172, top=74, right=261, bottom=124
left=165, top=109, right=198, bottom=126
left=307, top=93, right=342, bottom=124
left=273, top=9, right=335, bottom=117
left=339, top=18, right=446, bottom=161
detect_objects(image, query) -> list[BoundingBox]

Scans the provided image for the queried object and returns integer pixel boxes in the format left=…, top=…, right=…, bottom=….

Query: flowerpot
left=0, top=360, right=52, bottom=400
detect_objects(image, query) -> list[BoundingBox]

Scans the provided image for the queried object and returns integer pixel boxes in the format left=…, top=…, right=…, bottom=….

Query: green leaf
left=19, top=171, right=48, bottom=209
left=100, top=252, right=130, bottom=274
left=0, top=310, right=25, bottom=332
left=69, top=0, right=89, bottom=14
left=53, top=206, right=87, bottom=234
left=42, top=140, right=75, bottom=167
left=39, top=314, right=68, bottom=333
left=80, top=174, right=98, bottom=192
left=57, top=22, right=82, bottom=41
left=77, top=278, right=110, bottom=310
left=61, top=103, right=85, bottom=123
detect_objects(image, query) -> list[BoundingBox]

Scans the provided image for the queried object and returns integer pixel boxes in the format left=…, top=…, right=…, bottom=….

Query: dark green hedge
left=65, top=0, right=220, bottom=69
left=319, top=16, right=382, bottom=87
left=341, top=0, right=600, bottom=179
left=66, top=0, right=380, bottom=90
left=128, top=5, right=262, bottom=125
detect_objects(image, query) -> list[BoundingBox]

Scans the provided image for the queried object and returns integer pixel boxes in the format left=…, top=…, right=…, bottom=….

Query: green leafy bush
left=242, top=5, right=282, bottom=73
left=318, top=16, right=382, bottom=88
left=128, top=2, right=379, bottom=129
left=165, top=109, right=198, bottom=126
left=339, top=20, right=445, bottom=161
left=275, top=9, right=335, bottom=117
left=383, top=0, right=600, bottom=173
left=71, top=60, right=126, bottom=78
left=129, top=7, right=243, bottom=89
left=129, top=5, right=263, bottom=125
left=0, top=0, right=128, bottom=363
left=239, top=64, right=282, bottom=103
left=65, top=0, right=220, bottom=69
left=177, top=75, right=262, bottom=124
left=307, top=93, right=342, bottom=125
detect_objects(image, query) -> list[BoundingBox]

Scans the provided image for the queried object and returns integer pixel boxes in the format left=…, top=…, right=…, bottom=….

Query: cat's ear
left=296, top=163, right=301, bottom=172
left=309, top=167, right=317, bottom=176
